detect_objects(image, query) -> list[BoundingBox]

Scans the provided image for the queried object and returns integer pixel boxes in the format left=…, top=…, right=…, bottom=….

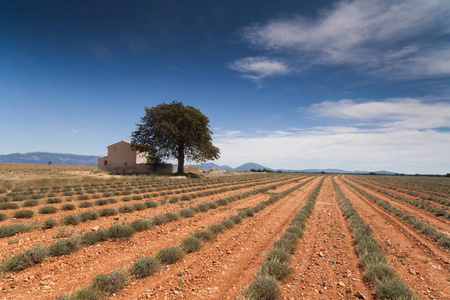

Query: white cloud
left=213, top=98, right=450, bottom=174
left=214, top=127, right=450, bottom=174
left=239, top=0, right=450, bottom=79
left=309, top=98, right=450, bottom=130
left=228, top=56, right=289, bottom=87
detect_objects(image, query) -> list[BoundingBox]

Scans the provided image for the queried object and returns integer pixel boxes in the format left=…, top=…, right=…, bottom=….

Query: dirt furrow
left=109, top=177, right=323, bottom=300
left=0, top=176, right=292, bottom=227
left=345, top=177, right=450, bottom=236
left=0, top=176, right=299, bottom=258
left=281, top=177, right=372, bottom=300
left=0, top=179, right=309, bottom=299
left=366, top=178, right=450, bottom=200
left=336, top=177, right=450, bottom=300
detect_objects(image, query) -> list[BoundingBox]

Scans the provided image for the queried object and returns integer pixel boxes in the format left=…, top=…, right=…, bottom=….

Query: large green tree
left=131, top=101, right=220, bottom=174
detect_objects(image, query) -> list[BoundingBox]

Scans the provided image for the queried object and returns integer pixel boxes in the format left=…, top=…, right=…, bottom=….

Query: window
left=104, top=161, right=107, bottom=166
left=114, top=146, right=116, bottom=150
left=124, top=163, right=127, bottom=167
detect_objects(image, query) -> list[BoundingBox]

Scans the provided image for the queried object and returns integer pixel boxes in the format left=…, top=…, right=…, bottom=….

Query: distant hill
left=234, top=162, right=272, bottom=171
left=1, top=152, right=397, bottom=174
left=180, top=162, right=397, bottom=174
left=0, top=152, right=101, bottom=166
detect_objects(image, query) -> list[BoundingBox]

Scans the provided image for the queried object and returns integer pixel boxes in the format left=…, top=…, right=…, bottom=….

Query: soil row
left=335, top=177, right=450, bottom=299
left=0, top=175, right=302, bottom=258
left=0, top=177, right=317, bottom=299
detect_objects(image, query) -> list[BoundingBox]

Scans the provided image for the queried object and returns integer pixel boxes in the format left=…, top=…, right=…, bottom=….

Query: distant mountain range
left=0, top=152, right=398, bottom=174
left=0, top=152, right=101, bottom=166
left=178, top=162, right=398, bottom=175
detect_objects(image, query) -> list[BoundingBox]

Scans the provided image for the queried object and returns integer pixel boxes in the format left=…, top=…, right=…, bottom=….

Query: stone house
left=97, top=141, right=172, bottom=174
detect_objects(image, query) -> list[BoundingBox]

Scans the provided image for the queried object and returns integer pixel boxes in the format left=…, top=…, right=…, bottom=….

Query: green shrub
left=47, top=197, right=63, bottom=204
left=229, top=215, right=243, bottom=224
left=0, top=213, right=7, bottom=221
left=197, top=203, right=209, bottom=212
left=179, top=208, right=194, bottom=218
left=131, top=257, right=161, bottom=278
left=164, top=212, right=179, bottom=222
left=118, top=205, right=134, bottom=214
left=0, top=223, right=29, bottom=238
left=13, top=195, right=28, bottom=201
left=39, top=206, right=58, bottom=214
left=23, top=199, right=39, bottom=207
left=169, top=196, right=179, bottom=203
left=280, top=232, right=298, bottom=244
left=266, top=248, right=291, bottom=264
left=434, top=208, right=447, bottom=217
left=359, top=252, right=386, bottom=268
left=144, top=200, right=158, bottom=208
left=1, top=245, right=49, bottom=272
left=180, top=237, right=202, bottom=253
left=375, top=279, right=416, bottom=300
left=49, top=237, right=80, bottom=256
left=43, top=218, right=58, bottom=229
left=81, top=230, right=109, bottom=245
left=239, top=208, right=255, bottom=218
left=107, top=198, right=118, bottom=203
left=156, top=246, right=185, bottom=265
left=77, top=195, right=91, bottom=201
left=31, top=193, right=45, bottom=200
left=207, top=223, right=225, bottom=234
left=66, top=286, right=102, bottom=300
left=365, top=264, right=398, bottom=283
left=132, top=202, right=146, bottom=211
left=107, top=224, right=135, bottom=239
left=14, top=209, right=34, bottom=219
left=62, top=214, right=81, bottom=225
left=207, top=202, right=218, bottom=209
left=180, top=195, right=191, bottom=201
left=80, top=211, right=99, bottom=222
left=192, top=230, right=216, bottom=241
left=78, top=201, right=94, bottom=208
left=129, top=219, right=152, bottom=232
left=285, top=226, right=304, bottom=238
left=94, top=199, right=108, bottom=206
left=61, top=203, right=76, bottom=210
left=243, top=277, right=281, bottom=300
left=273, top=238, right=296, bottom=254
left=92, top=270, right=127, bottom=294
left=152, top=215, right=168, bottom=226
left=258, top=261, right=292, bottom=281
left=0, top=202, right=19, bottom=210
left=98, top=207, right=118, bottom=217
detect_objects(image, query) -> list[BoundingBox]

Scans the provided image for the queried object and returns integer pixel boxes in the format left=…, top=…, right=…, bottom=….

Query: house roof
left=107, top=140, right=131, bottom=148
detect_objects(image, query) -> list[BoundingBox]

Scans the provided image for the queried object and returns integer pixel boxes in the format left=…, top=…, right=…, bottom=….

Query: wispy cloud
left=308, top=98, right=450, bottom=130
left=228, top=56, right=289, bottom=87
left=214, top=98, right=450, bottom=173
left=235, top=0, right=450, bottom=80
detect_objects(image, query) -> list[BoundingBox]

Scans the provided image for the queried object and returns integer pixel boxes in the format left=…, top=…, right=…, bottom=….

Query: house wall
left=97, top=141, right=141, bottom=173
left=135, top=163, right=173, bottom=174
left=97, top=141, right=173, bottom=174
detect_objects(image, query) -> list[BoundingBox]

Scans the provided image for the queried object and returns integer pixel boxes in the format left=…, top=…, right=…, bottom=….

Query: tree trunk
left=177, top=144, right=185, bottom=174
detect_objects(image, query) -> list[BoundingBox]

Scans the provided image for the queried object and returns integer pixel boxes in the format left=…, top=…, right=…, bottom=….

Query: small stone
left=92, top=226, right=100, bottom=232
left=338, top=281, right=345, bottom=287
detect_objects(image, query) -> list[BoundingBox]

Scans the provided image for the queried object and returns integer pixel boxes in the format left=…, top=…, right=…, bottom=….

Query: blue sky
left=1, top=0, right=449, bottom=174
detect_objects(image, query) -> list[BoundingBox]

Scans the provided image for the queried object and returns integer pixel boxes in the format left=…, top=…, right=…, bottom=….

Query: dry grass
left=0, top=163, right=143, bottom=190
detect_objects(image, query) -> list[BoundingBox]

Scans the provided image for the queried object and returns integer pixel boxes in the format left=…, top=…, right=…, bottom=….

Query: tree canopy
left=131, top=101, right=220, bottom=174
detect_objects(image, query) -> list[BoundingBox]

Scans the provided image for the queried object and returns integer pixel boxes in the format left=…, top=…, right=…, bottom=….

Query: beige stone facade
left=97, top=141, right=172, bottom=174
